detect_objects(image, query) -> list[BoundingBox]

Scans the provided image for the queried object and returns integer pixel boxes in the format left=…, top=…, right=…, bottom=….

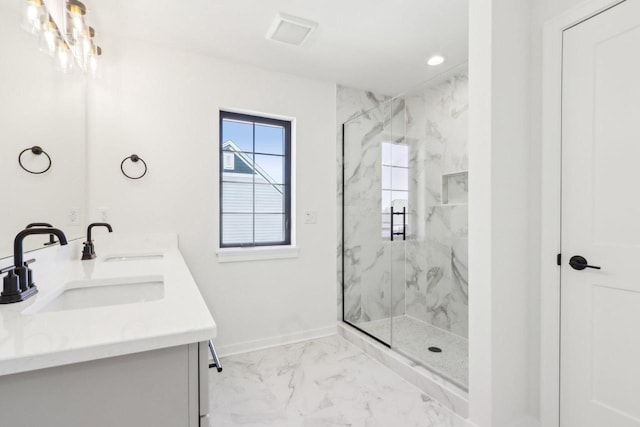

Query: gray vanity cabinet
left=0, top=342, right=210, bottom=426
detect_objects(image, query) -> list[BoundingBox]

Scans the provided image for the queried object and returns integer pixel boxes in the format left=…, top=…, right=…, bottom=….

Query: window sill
left=216, top=246, right=299, bottom=263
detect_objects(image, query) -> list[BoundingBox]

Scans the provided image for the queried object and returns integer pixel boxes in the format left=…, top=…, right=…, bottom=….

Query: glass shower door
left=342, top=103, right=393, bottom=345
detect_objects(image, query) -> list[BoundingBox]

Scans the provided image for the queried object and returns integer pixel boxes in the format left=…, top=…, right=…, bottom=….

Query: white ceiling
left=92, top=0, right=467, bottom=95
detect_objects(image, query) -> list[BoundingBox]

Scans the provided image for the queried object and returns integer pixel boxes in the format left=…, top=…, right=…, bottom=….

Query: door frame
left=540, top=0, right=627, bottom=425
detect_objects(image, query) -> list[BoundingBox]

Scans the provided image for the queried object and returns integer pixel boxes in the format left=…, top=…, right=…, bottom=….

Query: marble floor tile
left=356, top=315, right=468, bottom=388
left=208, top=335, right=467, bottom=427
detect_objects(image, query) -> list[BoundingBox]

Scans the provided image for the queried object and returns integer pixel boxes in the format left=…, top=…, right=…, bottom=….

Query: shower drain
left=428, top=346, right=442, bottom=353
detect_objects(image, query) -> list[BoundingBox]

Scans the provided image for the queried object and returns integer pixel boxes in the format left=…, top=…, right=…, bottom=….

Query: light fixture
left=22, top=0, right=46, bottom=35
left=56, top=39, right=74, bottom=73
left=427, top=55, right=446, bottom=66
left=67, top=0, right=87, bottom=33
left=73, top=26, right=94, bottom=69
left=88, top=45, right=101, bottom=74
left=40, top=16, right=59, bottom=56
left=22, top=0, right=102, bottom=75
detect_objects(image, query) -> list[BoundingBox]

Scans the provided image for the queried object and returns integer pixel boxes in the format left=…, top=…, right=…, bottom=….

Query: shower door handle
left=391, top=206, right=395, bottom=242
left=390, top=207, right=406, bottom=241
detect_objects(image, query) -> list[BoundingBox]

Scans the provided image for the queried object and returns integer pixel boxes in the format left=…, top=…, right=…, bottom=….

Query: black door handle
left=569, top=255, right=601, bottom=271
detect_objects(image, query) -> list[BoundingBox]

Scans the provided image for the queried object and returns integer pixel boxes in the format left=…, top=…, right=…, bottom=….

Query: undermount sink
left=23, top=275, right=164, bottom=314
left=103, top=253, right=164, bottom=262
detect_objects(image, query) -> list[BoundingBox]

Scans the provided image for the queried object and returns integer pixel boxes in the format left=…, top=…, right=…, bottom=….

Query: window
left=219, top=111, right=292, bottom=248
left=381, top=142, right=409, bottom=238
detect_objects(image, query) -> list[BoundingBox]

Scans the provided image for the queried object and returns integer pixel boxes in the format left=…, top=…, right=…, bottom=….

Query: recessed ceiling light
left=267, top=13, right=318, bottom=47
left=427, top=55, right=445, bottom=66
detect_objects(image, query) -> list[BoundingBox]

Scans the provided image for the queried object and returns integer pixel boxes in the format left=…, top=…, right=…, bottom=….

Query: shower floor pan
left=356, top=315, right=468, bottom=388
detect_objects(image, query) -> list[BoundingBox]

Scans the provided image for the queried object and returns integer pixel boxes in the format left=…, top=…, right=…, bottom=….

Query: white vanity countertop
left=0, top=233, right=216, bottom=376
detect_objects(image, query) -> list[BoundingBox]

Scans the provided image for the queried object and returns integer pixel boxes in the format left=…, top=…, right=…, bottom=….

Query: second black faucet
left=82, top=223, right=113, bottom=260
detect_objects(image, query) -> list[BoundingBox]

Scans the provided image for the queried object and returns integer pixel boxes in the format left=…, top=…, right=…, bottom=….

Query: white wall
left=87, top=38, right=337, bottom=355
left=468, top=0, right=538, bottom=425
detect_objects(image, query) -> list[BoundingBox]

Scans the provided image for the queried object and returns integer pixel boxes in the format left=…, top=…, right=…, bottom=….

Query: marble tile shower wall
left=404, top=72, right=469, bottom=338
left=337, top=70, right=468, bottom=337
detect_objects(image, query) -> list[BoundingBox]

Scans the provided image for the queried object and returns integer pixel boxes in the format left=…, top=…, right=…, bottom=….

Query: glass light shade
left=66, top=0, right=87, bottom=46
left=81, top=36, right=92, bottom=57
left=88, top=54, right=98, bottom=76
left=23, top=0, right=46, bottom=35
left=71, top=14, right=84, bottom=30
left=40, top=21, right=59, bottom=56
left=71, top=34, right=87, bottom=68
left=88, top=45, right=101, bottom=76
left=71, top=25, right=83, bottom=43
left=56, top=41, right=74, bottom=73
left=68, top=6, right=85, bottom=36
left=79, top=28, right=98, bottom=74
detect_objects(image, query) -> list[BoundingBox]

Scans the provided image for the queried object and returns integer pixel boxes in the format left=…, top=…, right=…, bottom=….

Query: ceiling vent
left=266, top=13, right=318, bottom=46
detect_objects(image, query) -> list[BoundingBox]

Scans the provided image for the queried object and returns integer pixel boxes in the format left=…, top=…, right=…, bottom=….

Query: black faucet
left=26, top=223, right=58, bottom=246
left=82, top=223, right=113, bottom=260
left=0, top=227, right=68, bottom=304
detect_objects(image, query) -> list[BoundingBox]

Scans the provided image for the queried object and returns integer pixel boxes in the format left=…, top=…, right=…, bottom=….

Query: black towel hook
left=18, top=146, right=52, bottom=174
left=120, top=154, right=148, bottom=180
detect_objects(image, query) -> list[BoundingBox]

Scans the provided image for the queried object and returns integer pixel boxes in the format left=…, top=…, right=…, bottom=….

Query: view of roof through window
left=220, top=114, right=291, bottom=247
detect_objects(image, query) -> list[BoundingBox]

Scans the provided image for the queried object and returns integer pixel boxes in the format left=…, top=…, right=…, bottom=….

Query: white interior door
left=561, top=1, right=640, bottom=426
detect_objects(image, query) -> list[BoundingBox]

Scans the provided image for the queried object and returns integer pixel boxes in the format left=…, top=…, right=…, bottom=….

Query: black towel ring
left=18, top=146, right=52, bottom=175
left=120, top=154, right=148, bottom=180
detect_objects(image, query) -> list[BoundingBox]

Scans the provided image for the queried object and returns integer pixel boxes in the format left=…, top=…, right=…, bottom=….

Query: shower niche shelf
left=442, top=171, right=468, bottom=206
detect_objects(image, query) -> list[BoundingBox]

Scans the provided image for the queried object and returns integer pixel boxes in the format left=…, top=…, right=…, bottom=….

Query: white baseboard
left=510, top=416, right=540, bottom=427
left=215, top=325, right=337, bottom=358
left=462, top=415, right=539, bottom=427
